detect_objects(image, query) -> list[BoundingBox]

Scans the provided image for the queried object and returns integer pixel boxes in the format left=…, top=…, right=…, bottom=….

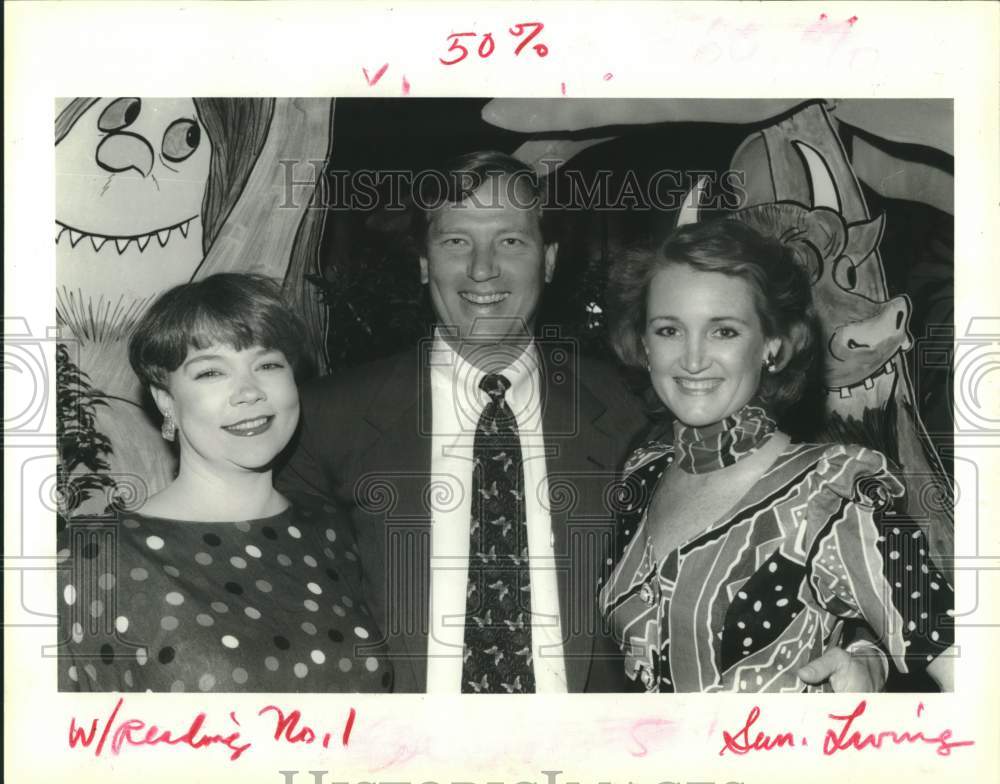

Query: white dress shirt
left=425, top=332, right=568, bottom=693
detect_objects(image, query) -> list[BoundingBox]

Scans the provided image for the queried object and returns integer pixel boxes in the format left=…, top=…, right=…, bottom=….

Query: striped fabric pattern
left=599, top=441, right=953, bottom=693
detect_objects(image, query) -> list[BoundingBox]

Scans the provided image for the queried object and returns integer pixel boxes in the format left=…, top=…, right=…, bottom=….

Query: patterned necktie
left=461, top=373, right=535, bottom=693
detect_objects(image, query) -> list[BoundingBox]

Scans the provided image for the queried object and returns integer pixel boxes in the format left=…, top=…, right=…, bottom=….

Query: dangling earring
left=161, top=412, right=176, bottom=441
left=763, top=353, right=777, bottom=373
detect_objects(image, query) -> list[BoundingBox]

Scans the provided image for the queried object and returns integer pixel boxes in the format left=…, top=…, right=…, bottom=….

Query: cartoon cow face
left=731, top=202, right=912, bottom=392
left=675, top=159, right=913, bottom=395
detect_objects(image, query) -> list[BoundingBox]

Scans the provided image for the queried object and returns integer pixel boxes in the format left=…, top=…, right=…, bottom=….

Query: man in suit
left=279, top=151, right=644, bottom=692
left=277, top=151, right=884, bottom=693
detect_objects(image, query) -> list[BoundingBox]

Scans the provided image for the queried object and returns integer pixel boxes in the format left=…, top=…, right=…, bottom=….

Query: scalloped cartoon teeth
left=55, top=216, right=197, bottom=255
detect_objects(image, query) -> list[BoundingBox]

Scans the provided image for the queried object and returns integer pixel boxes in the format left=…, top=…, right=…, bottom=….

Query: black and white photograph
left=53, top=96, right=956, bottom=695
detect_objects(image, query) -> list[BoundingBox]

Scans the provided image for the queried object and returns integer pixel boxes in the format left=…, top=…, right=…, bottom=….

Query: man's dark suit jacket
left=276, top=339, right=650, bottom=692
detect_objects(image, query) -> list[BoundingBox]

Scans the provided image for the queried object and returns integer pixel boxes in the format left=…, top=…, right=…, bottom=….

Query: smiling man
left=416, top=160, right=558, bottom=351
left=278, top=151, right=649, bottom=693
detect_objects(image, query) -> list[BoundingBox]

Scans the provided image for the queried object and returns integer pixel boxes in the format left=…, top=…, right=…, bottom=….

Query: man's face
left=419, top=176, right=558, bottom=350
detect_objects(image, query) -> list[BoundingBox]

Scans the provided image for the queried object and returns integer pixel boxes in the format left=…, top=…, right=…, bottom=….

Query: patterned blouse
left=57, top=495, right=393, bottom=692
left=599, top=440, right=954, bottom=693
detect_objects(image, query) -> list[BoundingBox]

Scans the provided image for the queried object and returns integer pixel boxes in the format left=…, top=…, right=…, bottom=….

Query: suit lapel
left=539, top=344, right=616, bottom=692
left=357, top=348, right=433, bottom=692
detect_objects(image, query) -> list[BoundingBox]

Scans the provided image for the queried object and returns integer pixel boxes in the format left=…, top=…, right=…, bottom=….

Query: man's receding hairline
left=424, top=175, right=545, bottom=232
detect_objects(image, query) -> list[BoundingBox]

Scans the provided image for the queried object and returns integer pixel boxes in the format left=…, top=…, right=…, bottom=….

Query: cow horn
left=845, top=213, right=886, bottom=266
left=676, top=175, right=709, bottom=227
left=794, top=140, right=842, bottom=213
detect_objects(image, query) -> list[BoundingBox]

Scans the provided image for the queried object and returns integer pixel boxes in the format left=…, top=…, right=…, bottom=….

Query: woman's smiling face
left=643, top=263, right=780, bottom=428
left=154, top=343, right=300, bottom=474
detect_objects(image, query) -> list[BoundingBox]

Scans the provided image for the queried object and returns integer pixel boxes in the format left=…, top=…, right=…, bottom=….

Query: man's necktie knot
left=480, top=373, right=512, bottom=400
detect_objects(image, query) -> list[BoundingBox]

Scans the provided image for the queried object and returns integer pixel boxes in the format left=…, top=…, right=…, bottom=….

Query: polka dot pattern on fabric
left=720, top=552, right=806, bottom=671
left=58, top=500, right=391, bottom=694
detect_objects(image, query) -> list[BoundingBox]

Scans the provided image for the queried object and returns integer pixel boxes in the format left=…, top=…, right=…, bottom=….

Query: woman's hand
left=797, top=643, right=888, bottom=692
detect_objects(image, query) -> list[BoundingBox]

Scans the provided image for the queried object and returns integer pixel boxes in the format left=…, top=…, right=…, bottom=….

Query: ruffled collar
left=672, top=399, right=777, bottom=474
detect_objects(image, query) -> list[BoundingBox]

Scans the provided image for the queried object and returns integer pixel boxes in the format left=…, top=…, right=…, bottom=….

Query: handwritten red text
left=440, top=22, right=548, bottom=66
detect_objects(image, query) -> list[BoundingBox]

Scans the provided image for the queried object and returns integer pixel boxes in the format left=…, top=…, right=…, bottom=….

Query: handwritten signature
left=720, top=700, right=974, bottom=757
left=68, top=698, right=357, bottom=761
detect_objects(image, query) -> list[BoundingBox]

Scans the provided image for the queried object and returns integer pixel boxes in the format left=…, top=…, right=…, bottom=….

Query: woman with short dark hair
left=58, top=274, right=392, bottom=693
left=599, top=219, right=954, bottom=693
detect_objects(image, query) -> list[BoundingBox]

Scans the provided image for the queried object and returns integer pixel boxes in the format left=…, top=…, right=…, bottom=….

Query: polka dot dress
left=57, top=498, right=392, bottom=693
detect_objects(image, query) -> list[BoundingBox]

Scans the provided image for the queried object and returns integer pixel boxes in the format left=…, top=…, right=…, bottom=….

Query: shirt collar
left=430, top=329, right=540, bottom=401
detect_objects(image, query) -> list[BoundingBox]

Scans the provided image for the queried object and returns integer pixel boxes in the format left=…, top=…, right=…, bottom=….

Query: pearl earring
left=763, top=353, right=777, bottom=373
